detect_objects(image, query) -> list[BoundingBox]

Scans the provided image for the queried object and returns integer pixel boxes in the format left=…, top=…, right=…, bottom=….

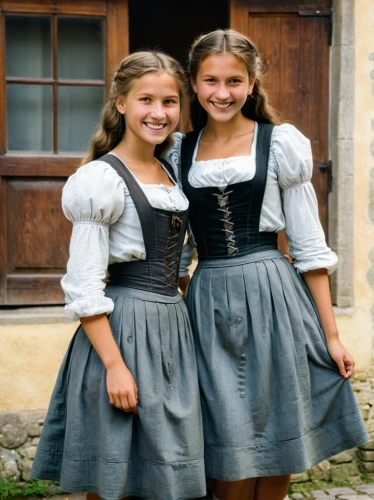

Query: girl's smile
left=116, top=71, right=180, bottom=147
left=192, top=53, right=254, bottom=123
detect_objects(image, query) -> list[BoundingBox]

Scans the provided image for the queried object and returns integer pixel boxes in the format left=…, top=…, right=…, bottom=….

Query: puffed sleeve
left=60, top=161, right=125, bottom=320
left=271, top=124, right=338, bottom=274
left=162, top=132, right=184, bottom=186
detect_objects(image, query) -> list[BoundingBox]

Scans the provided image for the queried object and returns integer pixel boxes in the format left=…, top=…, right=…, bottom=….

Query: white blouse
left=164, top=123, right=338, bottom=275
left=61, top=154, right=189, bottom=320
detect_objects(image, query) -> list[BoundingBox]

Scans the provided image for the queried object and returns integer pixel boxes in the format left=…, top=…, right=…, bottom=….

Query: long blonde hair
left=82, top=51, right=189, bottom=165
left=188, top=29, right=280, bottom=130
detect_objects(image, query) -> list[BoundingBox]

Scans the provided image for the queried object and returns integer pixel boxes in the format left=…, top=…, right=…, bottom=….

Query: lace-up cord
left=213, top=190, right=238, bottom=256
left=164, top=216, right=183, bottom=288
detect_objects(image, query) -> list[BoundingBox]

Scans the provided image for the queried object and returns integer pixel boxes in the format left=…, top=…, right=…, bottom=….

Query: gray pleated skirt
left=186, top=249, right=369, bottom=481
left=31, top=287, right=206, bottom=500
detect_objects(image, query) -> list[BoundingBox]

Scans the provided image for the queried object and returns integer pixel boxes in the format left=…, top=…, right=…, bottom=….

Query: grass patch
left=0, top=477, right=62, bottom=499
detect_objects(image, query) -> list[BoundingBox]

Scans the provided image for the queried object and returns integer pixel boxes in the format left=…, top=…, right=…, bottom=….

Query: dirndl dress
left=180, top=124, right=369, bottom=481
left=31, top=154, right=206, bottom=500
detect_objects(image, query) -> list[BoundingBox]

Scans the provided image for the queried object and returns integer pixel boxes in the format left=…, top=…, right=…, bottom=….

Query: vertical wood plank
left=0, top=13, right=7, bottom=154
left=0, top=177, right=7, bottom=303
left=106, top=0, right=129, bottom=92
left=230, top=0, right=249, bottom=35
left=248, top=15, right=282, bottom=117
left=230, top=2, right=330, bottom=234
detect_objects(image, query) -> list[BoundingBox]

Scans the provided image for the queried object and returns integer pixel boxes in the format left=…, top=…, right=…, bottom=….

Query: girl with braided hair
left=31, top=51, right=206, bottom=500
left=164, top=29, right=369, bottom=500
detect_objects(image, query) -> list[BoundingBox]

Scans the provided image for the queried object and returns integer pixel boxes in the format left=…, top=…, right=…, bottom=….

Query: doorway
left=129, top=0, right=228, bottom=68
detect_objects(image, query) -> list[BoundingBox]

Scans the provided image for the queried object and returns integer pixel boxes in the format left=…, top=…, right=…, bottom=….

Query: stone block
left=0, top=460, right=20, bottom=481
left=337, top=496, right=372, bottom=500
left=330, top=449, right=355, bottom=464
left=23, top=445, right=36, bottom=459
left=332, top=0, right=354, bottom=47
left=310, top=491, right=330, bottom=499
left=0, top=413, right=28, bottom=449
left=290, top=494, right=306, bottom=499
left=25, top=410, right=45, bottom=436
left=360, top=460, right=374, bottom=472
left=309, top=460, right=331, bottom=481
left=330, top=462, right=359, bottom=481
left=357, top=484, right=374, bottom=494
left=359, top=439, right=374, bottom=450
left=324, top=487, right=356, bottom=495
left=20, top=457, right=33, bottom=482
left=357, top=448, right=374, bottom=461
left=290, top=471, right=310, bottom=483
left=26, top=423, right=43, bottom=437
left=0, top=448, right=21, bottom=481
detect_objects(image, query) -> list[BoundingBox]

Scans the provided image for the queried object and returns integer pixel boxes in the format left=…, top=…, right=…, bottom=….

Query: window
left=0, top=0, right=128, bottom=305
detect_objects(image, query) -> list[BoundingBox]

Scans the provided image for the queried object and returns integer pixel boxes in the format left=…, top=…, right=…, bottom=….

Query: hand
left=106, top=360, right=138, bottom=413
left=284, top=254, right=296, bottom=267
left=327, top=338, right=355, bottom=379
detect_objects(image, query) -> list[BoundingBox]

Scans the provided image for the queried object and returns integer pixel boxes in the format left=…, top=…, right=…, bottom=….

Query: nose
left=215, top=84, right=230, bottom=100
left=150, top=102, right=165, bottom=120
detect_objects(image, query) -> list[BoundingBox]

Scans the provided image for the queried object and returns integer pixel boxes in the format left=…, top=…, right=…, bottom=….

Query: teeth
left=213, top=102, right=232, bottom=109
left=145, top=123, right=164, bottom=130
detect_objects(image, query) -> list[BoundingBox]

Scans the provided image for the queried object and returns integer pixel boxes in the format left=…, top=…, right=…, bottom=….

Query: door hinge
left=319, top=160, right=333, bottom=193
left=298, top=9, right=333, bottom=45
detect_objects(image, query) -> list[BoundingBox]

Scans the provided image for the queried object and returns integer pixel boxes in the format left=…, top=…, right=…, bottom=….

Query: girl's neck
left=203, top=113, right=253, bottom=141
left=113, top=134, right=156, bottom=166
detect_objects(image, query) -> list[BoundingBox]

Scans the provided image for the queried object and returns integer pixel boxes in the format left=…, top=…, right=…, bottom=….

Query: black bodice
left=100, top=154, right=188, bottom=296
left=181, top=123, right=277, bottom=260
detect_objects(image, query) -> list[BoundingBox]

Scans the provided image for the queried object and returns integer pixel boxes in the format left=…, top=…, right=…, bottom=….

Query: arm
left=80, top=314, right=138, bottom=413
left=178, top=231, right=196, bottom=295
left=302, top=269, right=354, bottom=378
left=272, top=125, right=351, bottom=377
left=62, top=162, right=138, bottom=412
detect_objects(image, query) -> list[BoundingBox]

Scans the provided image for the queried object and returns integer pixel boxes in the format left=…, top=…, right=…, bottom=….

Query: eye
left=229, top=78, right=242, bottom=84
left=164, top=98, right=178, bottom=105
left=204, top=78, right=216, bottom=83
left=139, top=97, right=151, bottom=102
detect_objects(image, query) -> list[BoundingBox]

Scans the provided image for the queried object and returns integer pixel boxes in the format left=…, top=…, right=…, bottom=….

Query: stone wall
left=1, top=371, right=374, bottom=489
left=0, top=411, right=44, bottom=483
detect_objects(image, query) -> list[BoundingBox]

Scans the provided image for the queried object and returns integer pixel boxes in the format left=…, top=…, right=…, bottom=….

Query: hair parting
left=188, top=29, right=280, bottom=130
left=81, top=51, right=189, bottom=165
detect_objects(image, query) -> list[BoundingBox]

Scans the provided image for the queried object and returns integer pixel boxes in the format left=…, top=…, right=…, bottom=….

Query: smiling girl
left=165, top=29, right=369, bottom=500
left=30, top=51, right=205, bottom=500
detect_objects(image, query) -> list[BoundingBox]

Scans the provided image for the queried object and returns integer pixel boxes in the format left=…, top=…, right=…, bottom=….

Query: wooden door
left=230, top=0, right=332, bottom=234
left=0, top=0, right=128, bottom=305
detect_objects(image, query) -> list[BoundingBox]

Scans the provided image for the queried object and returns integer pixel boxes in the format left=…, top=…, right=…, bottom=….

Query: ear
left=190, top=78, right=197, bottom=94
left=248, top=76, right=257, bottom=95
left=115, top=95, right=126, bottom=114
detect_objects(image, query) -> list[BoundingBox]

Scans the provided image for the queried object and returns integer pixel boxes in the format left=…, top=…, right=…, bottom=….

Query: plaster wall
left=0, top=322, right=78, bottom=411
left=1, top=0, right=374, bottom=413
left=333, top=0, right=374, bottom=371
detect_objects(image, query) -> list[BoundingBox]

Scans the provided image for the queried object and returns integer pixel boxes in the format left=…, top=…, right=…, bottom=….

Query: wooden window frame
left=0, top=0, right=128, bottom=173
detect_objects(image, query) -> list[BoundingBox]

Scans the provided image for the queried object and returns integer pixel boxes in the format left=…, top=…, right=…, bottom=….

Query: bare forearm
left=80, top=313, right=124, bottom=369
left=302, top=269, right=338, bottom=342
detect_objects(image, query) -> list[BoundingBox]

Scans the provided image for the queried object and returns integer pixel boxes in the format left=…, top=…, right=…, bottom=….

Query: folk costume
left=164, top=123, right=369, bottom=480
left=31, top=154, right=206, bottom=500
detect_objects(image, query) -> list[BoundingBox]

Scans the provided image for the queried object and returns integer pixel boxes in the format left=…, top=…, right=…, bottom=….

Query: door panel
left=231, top=0, right=331, bottom=234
